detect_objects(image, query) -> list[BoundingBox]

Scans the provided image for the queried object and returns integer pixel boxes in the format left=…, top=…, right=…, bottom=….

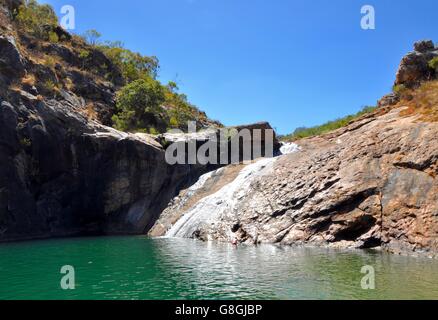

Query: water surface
left=0, top=237, right=437, bottom=300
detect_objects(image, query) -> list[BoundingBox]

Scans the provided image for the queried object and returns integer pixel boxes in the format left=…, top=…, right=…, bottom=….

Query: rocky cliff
left=151, top=41, right=438, bottom=258
left=1, top=0, right=437, bottom=257
left=0, top=1, right=278, bottom=241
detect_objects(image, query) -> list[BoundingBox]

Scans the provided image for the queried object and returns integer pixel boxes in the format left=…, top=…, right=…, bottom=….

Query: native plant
left=112, top=78, right=166, bottom=132
left=15, top=0, right=58, bottom=39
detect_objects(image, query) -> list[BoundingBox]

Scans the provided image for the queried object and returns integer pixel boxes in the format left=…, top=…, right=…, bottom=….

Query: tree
left=112, top=78, right=165, bottom=132
left=429, top=57, right=438, bottom=72
left=98, top=41, right=160, bottom=81
left=83, top=29, right=101, bottom=46
left=167, top=81, right=179, bottom=93
left=16, top=0, right=58, bottom=39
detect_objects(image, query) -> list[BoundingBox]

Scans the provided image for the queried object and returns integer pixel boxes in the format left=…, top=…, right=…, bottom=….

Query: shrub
left=83, top=29, right=101, bottom=46
left=43, top=80, right=57, bottom=92
left=21, top=74, right=36, bottom=86
left=167, top=81, right=178, bottom=93
left=48, top=31, right=59, bottom=43
left=98, top=41, right=159, bottom=82
left=78, top=49, right=90, bottom=68
left=393, top=84, right=413, bottom=100
left=163, top=82, right=203, bottom=129
left=169, top=116, right=179, bottom=128
left=149, top=127, right=159, bottom=135
left=15, top=0, right=58, bottom=39
left=393, top=84, right=407, bottom=94
left=284, top=106, right=378, bottom=140
left=399, top=80, right=438, bottom=121
left=85, top=103, right=97, bottom=120
left=112, top=78, right=165, bottom=132
left=429, top=57, right=438, bottom=71
left=43, top=55, right=57, bottom=69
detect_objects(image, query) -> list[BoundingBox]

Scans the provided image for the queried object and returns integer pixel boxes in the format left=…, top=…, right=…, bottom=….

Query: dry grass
left=399, top=80, right=438, bottom=121
left=42, top=55, right=58, bottom=69
left=21, top=74, right=36, bottom=86
left=64, top=77, right=74, bottom=91
left=85, top=103, right=98, bottom=120
left=9, top=83, right=22, bottom=92
left=0, top=10, right=10, bottom=31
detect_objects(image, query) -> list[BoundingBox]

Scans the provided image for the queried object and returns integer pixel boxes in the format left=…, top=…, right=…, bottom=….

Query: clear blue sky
left=42, top=0, right=437, bottom=134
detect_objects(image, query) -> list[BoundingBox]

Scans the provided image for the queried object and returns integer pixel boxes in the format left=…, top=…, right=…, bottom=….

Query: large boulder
left=414, top=40, right=435, bottom=53
left=377, top=92, right=400, bottom=108
left=161, top=121, right=281, bottom=165
left=395, top=40, right=438, bottom=88
left=0, top=35, right=26, bottom=86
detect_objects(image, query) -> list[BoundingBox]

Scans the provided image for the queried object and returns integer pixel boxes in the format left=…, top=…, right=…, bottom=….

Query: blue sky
left=41, top=0, right=437, bottom=134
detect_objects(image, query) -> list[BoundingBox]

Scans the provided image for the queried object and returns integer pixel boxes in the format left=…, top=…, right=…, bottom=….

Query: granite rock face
left=149, top=40, right=438, bottom=257
left=377, top=93, right=400, bottom=108
left=395, top=40, right=438, bottom=88
left=0, top=35, right=26, bottom=89
left=0, top=1, right=231, bottom=241
left=0, top=30, right=276, bottom=241
left=1, top=0, right=437, bottom=258
left=0, top=88, right=217, bottom=241
left=0, top=84, right=274, bottom=241
left=160, top=121, right=281, bottom=165
left=152, top=107, right=438, bottom=257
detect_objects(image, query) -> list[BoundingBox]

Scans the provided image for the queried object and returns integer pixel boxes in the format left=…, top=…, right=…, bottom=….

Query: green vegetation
left=392, top=83, right=413, bottom=100
left=15, top=0, right=58, bottom=40
left=399, top=80, right=438, bottom=121
left=429, top=57, right=438, bottom=71
left=164, top=82, right=205, bottom=129
left=42, top=79, right=58, bottom=95
left=112, top=78, right=165, bottom=132
left=78, top=49, right=90, bottom=68
left=98, top=41, right=159, bottom=82
left=283, top=106, right=377, bottom=141
left=13, top=1, right=217, bottom=134
left=19, top=138, right=32, bottom=148
left=83, top=29, right=102, bottom=46
left=97, top=41, right=210, bottom=133
left=48, top=31, right=59, bottom=43
left=392, top=84, right=407, bottom=94
left=43, top=55, right=57, bottom=69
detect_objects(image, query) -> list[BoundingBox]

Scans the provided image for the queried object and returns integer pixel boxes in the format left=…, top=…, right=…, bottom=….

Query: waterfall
left=280, top=142, right=300, bottom=155
left=165, top=143, right=300, bottom=239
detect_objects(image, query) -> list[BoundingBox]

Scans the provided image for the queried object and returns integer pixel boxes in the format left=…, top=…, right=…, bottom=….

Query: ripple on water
left=0, top=237, right=437, bottom=300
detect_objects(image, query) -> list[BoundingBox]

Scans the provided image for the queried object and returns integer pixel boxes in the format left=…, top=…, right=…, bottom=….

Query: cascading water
left=165, top=143, right=300, bottom=239
left=280, top=142, right=300, bottom=155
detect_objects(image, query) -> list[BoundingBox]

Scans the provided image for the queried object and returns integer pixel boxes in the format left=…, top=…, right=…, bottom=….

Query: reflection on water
left=0, top=237, right=437, bottom=300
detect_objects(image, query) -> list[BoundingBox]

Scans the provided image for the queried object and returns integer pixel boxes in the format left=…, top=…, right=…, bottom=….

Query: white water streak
left=165, top=143, right=299, bottom=239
